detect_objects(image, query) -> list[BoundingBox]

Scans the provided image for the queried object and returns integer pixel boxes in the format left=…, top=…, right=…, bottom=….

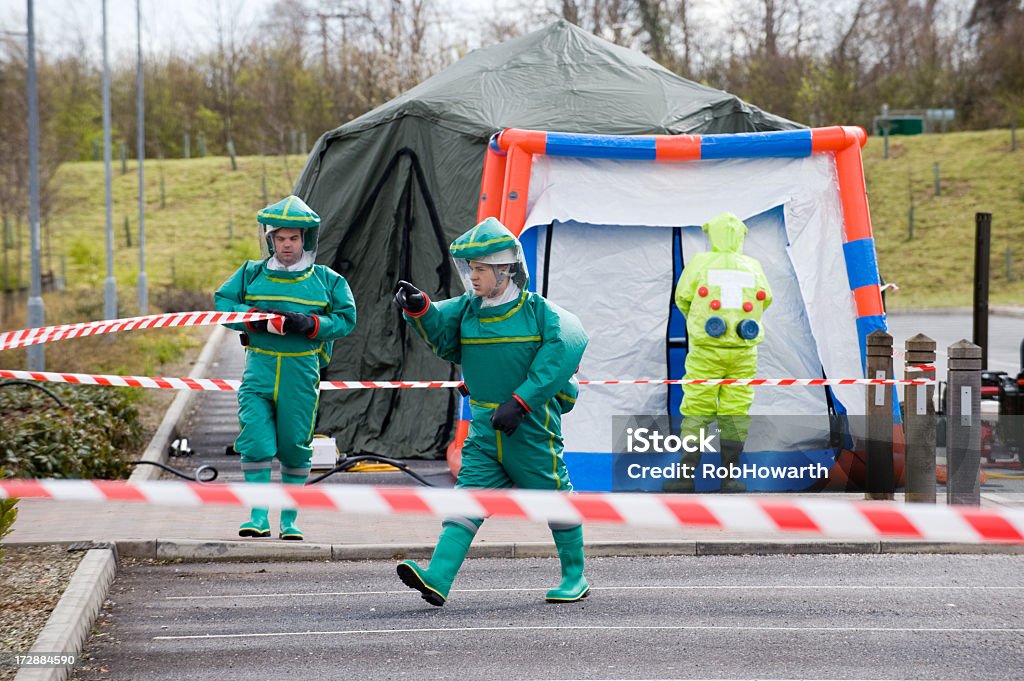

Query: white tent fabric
left=523, top=154, right=866, bottom=456
left=538, top=223, right=669, bottom=453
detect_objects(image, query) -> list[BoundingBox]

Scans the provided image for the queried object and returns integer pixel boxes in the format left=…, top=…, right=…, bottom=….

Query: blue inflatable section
left=842, top=238, right=881, bottom=290
left=563, top=452, right=614, bottom=492
left=539, top=130, right=821, bottom=161
left=853, top=314, right=902, bottom=423
left=668, top=227, right=687, bottom=434
left=855, top=314, right=887, bottom=369
left=545, top=132, right=657, bottom=160
left=700, top=130, right=812, bottom=160
left=519, top=225, right=539, bottom=293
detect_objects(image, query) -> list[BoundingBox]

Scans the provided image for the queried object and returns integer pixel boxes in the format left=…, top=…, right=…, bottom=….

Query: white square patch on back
left=708, top=269, right=755, bottom=309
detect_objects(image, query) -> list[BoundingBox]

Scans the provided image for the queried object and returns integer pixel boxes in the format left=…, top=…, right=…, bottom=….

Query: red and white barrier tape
left=578, top=376, right=935, bottom=387
left=0, top=369, right=937, bottom=391
left=0, top=311, right=938, bottom=390
left=0, top=311, right=274, bottom=351
left=2, top=479, right=1021, bottom=544
left=0, top=369, right=242, bottom=391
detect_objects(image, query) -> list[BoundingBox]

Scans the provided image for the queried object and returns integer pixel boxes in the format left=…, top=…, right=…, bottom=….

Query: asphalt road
left=886, top=312, right=1023, bottom=381
left=70, top=554, right=1024, bottom=680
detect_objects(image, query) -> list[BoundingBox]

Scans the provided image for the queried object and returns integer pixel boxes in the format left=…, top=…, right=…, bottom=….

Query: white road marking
left=154, top=623, right=1024, bottom=641
left=164, top=584, right=1024, bottom=600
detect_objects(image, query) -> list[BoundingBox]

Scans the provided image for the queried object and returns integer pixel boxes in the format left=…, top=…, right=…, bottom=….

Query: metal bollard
left=904, top=334, right=936, bottom=503
left=865, top=330, right=895, bottom=500
left=973, top=213, right=991, bottom=370
left=946, top=340, right=982, bottom=506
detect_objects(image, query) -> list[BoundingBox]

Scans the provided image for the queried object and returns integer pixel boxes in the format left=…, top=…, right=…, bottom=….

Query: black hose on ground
left=0, top=380, right=65, bottom=408
left=129, top=460, right=218, bottom=483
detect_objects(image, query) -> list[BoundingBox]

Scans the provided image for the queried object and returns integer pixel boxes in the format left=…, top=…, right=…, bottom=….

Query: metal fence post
left=904, top=334, right=936, bottom=503
left=973, top=212, right=991, bottom=369
left=865, top=330, right=895, bottom=500
left=946, top=340, right=982, bottom=506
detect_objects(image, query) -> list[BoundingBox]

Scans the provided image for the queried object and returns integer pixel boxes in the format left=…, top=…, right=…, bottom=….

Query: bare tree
left=636, top=0, right=671, bottom=65
left=207, top=0, right=252, bottom=150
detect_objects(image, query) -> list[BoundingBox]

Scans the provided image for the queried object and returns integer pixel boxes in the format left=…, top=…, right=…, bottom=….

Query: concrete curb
left=14, top=548, right=117, bottom=681
left=155, top=539, right=332, bottom=561
left=888, top=306, right=1024, bottom=319
left=129, top=324, right=227, bottom=482
left=111, top=538, right=1024, bottom=562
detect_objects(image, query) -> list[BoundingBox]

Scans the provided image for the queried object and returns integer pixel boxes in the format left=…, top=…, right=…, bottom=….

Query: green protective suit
left=673, top=213, right=772, bottom=489
left=215, top=195, right=357, bottom=538
left=396, top=217, right=590, bottom=605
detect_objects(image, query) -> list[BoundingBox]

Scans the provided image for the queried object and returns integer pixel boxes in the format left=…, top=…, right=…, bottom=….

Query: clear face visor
left=453, top=246, right=529, bottom=298
left=259, top=224, right=320, bottom=259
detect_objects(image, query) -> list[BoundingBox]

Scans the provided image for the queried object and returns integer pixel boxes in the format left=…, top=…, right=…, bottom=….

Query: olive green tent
left=295, top=19, right=800, bottom=459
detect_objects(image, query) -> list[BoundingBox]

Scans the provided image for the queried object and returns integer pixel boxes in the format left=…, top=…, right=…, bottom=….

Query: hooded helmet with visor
left=256, top=195, right=321, bottom=266
left=449, top=218, right=529, bottom=299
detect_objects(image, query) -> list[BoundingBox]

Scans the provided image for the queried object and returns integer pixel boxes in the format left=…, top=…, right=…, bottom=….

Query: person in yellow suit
left=667, top=213, right=772, bottom=493
left=215, top=195, right=356, bottom=539
left=392, top=217, right=589, bottom=606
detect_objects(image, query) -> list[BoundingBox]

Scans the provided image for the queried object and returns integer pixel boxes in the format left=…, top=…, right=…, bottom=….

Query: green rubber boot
left=546, top=525, right=590, bottom=603
left=279, top=472, right=307, bottom=540
left=397, top=523, right=476, bottom=607
left=279, top=509, right=303, bottom=540
left=662, top=449, right=698, bottom=494
left=662, top=475, right=695, bottom=494
left=719, top=440, right=747, bottom=493
left=238, top=467, right=272, bottom=538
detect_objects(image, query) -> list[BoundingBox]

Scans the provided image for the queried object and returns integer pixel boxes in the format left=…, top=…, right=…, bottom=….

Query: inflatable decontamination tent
left=469, top=126, right=889, bottom=492
left=295, top=20, right=802, bottom=460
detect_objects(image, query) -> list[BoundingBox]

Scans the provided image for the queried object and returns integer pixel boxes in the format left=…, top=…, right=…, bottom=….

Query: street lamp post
left=26, top=0, right=45, bottom=370
left=102, top=0, right=117, bottom=320
left=136, top=0, right=147, bottom=315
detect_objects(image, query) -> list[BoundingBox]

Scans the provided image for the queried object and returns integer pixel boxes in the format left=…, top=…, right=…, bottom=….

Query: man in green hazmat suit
left=392, top=217, right=589, bottom=606
left=667, top=212, right=772, bottom=493
left=215, top=195, right=356, bottom=539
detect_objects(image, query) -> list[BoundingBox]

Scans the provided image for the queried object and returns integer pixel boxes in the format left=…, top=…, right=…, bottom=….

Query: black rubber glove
left=246, top=308, right=270, bottom=333
left=491, top=398, right=528, bottom=436
left=392, top=280, right=427, bottom=314
left=269, top=310, right=318, bottom=337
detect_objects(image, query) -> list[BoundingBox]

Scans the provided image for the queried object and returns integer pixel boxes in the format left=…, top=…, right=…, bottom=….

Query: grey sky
left=0, top=0, right=508, bottom=61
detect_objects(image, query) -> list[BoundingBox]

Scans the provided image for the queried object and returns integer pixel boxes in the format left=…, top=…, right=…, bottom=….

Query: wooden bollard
left=904, top=334, right=936, bottom=503
left=865, top=330, right=895, bottom=500
left=946, top=340, right=982, bottom=506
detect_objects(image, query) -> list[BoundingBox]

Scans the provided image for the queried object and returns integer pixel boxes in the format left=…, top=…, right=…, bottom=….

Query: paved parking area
left=70, top=553, right=1024, bottom=680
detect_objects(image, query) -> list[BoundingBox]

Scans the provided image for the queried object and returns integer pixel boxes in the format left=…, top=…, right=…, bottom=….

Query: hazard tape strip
left=0, top=369, right=241, bottom=391
left=2, top=479, right=1022, bottom=544
left=0, top=310, right=939, bottom=390
left=0, top=311, right=275, bottom=351
left=0, top=369, right=938, bottom=391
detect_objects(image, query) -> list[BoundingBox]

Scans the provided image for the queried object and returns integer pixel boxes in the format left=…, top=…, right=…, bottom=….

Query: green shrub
left=0, top=467, right=17, bottom=561
left=65, top=235, right=103, bottom=270
left=0, top=384, right=144, bottom=480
